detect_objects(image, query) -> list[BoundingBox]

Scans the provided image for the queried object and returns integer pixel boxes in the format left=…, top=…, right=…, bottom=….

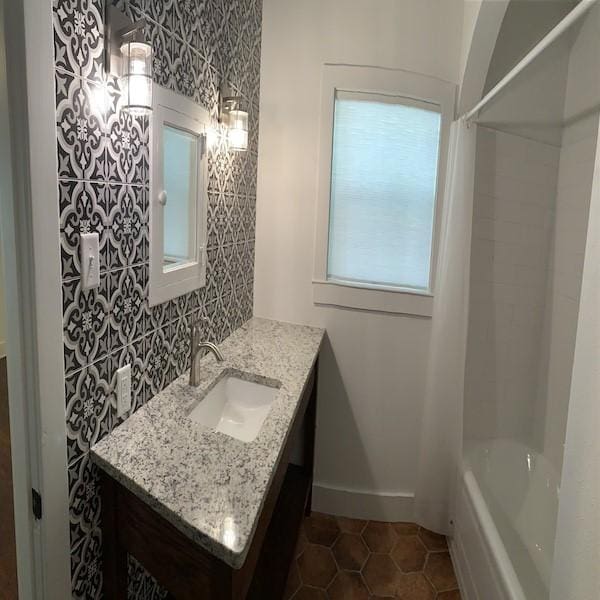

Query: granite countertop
left=91, top=317, right=324, bottom=569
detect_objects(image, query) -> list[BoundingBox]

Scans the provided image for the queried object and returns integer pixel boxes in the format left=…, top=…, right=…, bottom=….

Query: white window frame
left=313, top=64, right=456, bottom=317
left=149, top=86, right=209, bottom=306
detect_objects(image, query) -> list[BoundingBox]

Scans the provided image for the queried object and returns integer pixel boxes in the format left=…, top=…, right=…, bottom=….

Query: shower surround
left=52, top=0, right=262, bottom=597
left=457, top=8, right=600, bottom=597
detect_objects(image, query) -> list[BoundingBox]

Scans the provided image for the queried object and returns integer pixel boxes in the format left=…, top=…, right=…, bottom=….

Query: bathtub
left=450, top=439, right=560, bottom=600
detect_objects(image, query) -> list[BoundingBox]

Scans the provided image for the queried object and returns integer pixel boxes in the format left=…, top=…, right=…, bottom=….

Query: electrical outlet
left=117, top=364, right=132, bottom=418
left=80, top=232, right=100, bottom=290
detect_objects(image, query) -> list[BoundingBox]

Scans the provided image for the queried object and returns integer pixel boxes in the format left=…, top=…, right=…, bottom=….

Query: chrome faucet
left=189, top=317, right=224, bottom=387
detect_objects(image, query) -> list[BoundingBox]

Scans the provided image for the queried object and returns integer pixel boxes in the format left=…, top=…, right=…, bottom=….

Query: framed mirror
left=149, top=86, right=210, bottom=306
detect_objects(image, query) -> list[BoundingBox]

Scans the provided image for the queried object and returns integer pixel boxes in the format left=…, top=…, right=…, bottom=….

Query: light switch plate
left=80, top=232, right=100, bottom=290
left=116, top=364, right=132, bottom=418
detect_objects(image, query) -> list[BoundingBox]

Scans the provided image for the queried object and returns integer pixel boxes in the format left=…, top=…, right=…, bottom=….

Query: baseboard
left=0, top=340, right=6, bottom=359
left=311, top=483, right=414, bottom=522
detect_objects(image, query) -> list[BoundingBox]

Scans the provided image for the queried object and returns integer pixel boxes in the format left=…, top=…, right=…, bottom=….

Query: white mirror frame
left=149, top=86, right=210, bottom=307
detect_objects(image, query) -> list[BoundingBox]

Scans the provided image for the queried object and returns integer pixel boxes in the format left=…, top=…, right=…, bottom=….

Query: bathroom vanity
left=91, top=318, right=324, bottom=599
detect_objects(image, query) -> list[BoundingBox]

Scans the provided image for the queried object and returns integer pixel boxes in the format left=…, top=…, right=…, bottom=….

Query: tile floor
left=285, top=513, right=460, bottom=600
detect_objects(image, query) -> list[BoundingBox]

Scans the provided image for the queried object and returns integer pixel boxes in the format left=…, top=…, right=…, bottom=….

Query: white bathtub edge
left=464, top=471, right=527, bottom=600
left=450, top=529, right=478, bottom=600
left=453, top=467, right=530, bottom=600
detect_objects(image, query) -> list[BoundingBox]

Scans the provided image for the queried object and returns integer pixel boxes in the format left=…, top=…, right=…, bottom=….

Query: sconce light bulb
left=228, top=127, right=248, bottom=152
left=226, top=109, right=248, bottom=152
left=122, top=74, right=152, bottom=115
left=120, top=39, right=153, bottom=115
left=131, top=58, right=146, bottom=74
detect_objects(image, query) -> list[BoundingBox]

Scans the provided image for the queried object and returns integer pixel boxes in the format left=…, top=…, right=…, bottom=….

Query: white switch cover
left=116, top=364, right=132, bottom=418
left=80, top=232, right=100, bottom=290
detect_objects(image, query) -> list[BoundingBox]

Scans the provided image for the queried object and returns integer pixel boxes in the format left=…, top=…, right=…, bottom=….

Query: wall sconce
left=105, top=5, right=153, bottom=115
left=219, top=85, right=248, bottom=152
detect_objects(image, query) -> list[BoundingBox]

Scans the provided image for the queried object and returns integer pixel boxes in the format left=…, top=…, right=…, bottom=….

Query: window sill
left=312, top=280, right=433, bottom=317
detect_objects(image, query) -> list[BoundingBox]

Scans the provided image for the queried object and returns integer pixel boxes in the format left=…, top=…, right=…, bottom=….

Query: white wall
left=534, top=3, right=600, bottom=474
left=459, top=0, right=484, bottom=87
left=549, top=112, right=600, bottom=600
left=476, top=0, right=572, bottom=147
left=458, top=0, right=512, bottom=117
left=254, top=0, right=464, bottom=518
left=483, top=0, right=574, bottom=93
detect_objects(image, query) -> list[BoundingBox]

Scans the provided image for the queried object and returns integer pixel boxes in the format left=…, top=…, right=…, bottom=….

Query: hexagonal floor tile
left=391, top=535, right=427, bottom=572
left=424, top=552, right=459, bottom=592
left=392, top=522, right=419, bottom=536
left=362, top=553, right=401, bottom=597
left=294, top=586, right=328, bottom=600
left=297, top=543, right=337, bottom=588
left=328, top=571, right=370, bottom=600
left=304, top=512, right=340, bottom=546
left=438, top=590, right=462, bottom=599
left=337, top=516, right=368, bottom=534
left=295, top=529, right=309, bottom=558
left=362, top=521, right=396, bottom=553
left=332, top=533, right=369, bottom=571
left=418, top=527, right=448, bottom=551
left=396, top=572, right=436, bottom=600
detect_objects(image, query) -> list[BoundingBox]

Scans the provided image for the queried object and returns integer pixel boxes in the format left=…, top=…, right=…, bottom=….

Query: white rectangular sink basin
left=188, top=372, right=280, bottom=443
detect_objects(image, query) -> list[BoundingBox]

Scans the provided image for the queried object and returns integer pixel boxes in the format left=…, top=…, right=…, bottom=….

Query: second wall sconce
left=219, top=85, right=248, bottom=152
left=105, top=5, right=153, bottom=115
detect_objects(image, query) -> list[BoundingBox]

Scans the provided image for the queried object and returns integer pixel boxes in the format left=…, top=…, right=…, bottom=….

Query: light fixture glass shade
left=120, top=40, right=152, bottom=115
left=227, top=109, right=248, bottom=151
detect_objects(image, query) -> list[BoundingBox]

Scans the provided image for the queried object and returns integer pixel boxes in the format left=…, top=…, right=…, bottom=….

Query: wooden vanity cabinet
left=100, top=361, right=318, bottom=600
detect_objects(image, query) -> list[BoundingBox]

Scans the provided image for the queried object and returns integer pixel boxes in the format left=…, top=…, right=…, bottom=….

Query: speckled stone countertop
left=91, top=317, right=323, bottom=569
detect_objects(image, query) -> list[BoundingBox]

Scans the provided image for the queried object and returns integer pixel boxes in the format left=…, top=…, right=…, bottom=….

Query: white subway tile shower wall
left=464, top=127, right=560, bottom=444
left=534, top=127, right=598, bottom=474
left=52, top=0, right=262, bottom=597
left=532, top=5, right=600, bottom=475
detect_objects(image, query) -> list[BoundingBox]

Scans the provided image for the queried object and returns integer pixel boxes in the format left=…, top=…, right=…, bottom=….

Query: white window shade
left=327, top=92, right=441, bottom=291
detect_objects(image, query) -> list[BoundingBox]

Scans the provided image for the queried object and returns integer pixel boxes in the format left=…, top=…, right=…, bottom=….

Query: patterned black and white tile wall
left=52, top=0, right=262, bottom=597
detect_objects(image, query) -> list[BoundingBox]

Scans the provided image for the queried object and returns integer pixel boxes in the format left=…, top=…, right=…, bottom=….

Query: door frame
left=1, top=0, right=71, bottom=597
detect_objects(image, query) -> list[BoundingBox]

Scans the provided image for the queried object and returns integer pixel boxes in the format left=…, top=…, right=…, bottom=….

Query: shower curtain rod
left=462, top=0, right=599, bottom=123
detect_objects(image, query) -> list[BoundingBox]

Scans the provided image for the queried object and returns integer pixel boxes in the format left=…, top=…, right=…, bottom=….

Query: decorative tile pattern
left=286, top=514, right=461, bottom=600
left=59, top=180, right=108, bottom=279
left=56, top=71, right=107, bottom=181
left=70, top=527, right=103, bottom=600
left=53, top=0, right=262, bottom=595
left=53, top=0, right=104, bottom=79
left=108, top=265, right=147, bottom=347
left=106, top=185, right=148, bottom=269
left=127, top=556, right=169, bottom=600
left=65, top=357, right=113, bottom=458
left=62, top=274, right=111, bottom=374
left=105, top=80, right=149, bottom=184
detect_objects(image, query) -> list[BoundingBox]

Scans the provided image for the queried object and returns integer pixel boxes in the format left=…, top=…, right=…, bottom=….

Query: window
left=314, top=65, right=455, bottom=316
left=149, top=86, right=209, bottom=306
